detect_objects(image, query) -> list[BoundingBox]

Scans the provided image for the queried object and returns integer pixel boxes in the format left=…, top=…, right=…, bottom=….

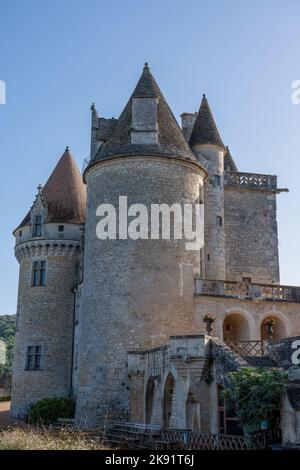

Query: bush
left=0, top=396, right=11, bottom=402
left=223, top=367, right=287, bottom=446
left=28, top=397, right=75, bottom=425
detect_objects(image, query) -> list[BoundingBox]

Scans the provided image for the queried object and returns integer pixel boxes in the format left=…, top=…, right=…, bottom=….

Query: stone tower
left=11, top=148, right=86, bottom=418
left=189, top=95, right=226, bottom=280
left=75, top=64, right=207, bottom=426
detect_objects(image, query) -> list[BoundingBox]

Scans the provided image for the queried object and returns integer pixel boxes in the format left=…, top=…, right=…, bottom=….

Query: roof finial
left=65, top=145, right=69, bottom=152
left=37, top=184, right=43, bottom=194
left=91, top=102, right=95, bottom=111
left=202, top=93, right=206, bottom=99
left=144, top=62, right=149, bottom=70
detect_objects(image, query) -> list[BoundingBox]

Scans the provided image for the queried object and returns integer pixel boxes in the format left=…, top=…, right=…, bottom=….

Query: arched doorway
left=260, top=316, right=287, bottom=340
left=145, top=377, right=155, bottom=424
left=186, top=392, right=201, bottom=431
left=223, top=313, right=250, bottom=344
left=163, top=373, right=175, bottom=429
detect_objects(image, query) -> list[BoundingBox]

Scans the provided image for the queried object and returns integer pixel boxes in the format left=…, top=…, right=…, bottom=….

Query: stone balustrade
left=195, top=279, right=300, bottom=303
left=224, top=171, right=277, bottom=190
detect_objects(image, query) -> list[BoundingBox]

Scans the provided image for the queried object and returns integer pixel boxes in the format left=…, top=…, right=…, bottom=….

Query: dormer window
left=131, top=97, right=158, bottom=144
left=58, top=225, right=64, bottom=232
left=33, top=216, right=42, bottom=237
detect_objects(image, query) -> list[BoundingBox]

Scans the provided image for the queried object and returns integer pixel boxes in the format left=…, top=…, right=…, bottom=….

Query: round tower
left=75, top=65, right=206, bottom=426
left=11, top=148, right=86, bottom=418
left=189, top=95, right=226, bottom=280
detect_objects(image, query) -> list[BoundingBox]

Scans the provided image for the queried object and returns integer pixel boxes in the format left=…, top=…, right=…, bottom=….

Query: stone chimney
left=181, top=112, right=197, bottom=142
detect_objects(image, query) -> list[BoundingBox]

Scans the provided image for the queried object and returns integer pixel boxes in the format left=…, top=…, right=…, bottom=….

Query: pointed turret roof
left=16, top=147, right=86, bottom=230
left=224, top=146, right=238, bottom=171
left=189, top=94, right=225, bottom=149
left=91, top=63, right=197, bottom=164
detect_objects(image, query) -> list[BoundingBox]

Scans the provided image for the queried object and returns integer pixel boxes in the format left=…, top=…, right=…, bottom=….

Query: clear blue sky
left=1, top=0, right=300, bottom=314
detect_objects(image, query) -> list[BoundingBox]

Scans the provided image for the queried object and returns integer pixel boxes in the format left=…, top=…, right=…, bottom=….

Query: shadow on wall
left=223, top=314, right=250, bottom=343
left=223, top=313, right=288, bottom=344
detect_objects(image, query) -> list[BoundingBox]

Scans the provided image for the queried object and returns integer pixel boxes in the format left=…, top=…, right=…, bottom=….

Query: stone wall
left=192, top=144, right=226, bottom=280
left=75, top=156, right=206, bottom=427
left=127, top=336, right=214, bottom=432
left=181, top=113, right=197, bottom=142
left=11, top=238, right=79, bottom=418
left=224, top=187, right=280, bottom=284
left=194, top=295, right=300, bottom=341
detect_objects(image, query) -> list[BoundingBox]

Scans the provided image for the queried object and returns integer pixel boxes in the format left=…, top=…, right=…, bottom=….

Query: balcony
left=224, top=171, right=277, bottom=190
left=195, top=279, right=300, bottom=303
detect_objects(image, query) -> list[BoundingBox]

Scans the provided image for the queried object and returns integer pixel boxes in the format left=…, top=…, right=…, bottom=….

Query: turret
left=189, top=95, right=226, bottom=280
left=75, top=64, right=207, bottom=427
left=11, top=148, right=86, bottom=418
left=224, top=145, right=238, bottom=172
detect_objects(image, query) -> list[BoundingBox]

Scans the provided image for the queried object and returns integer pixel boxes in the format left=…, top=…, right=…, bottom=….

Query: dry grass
left=0, top=427, right=109, bottom=450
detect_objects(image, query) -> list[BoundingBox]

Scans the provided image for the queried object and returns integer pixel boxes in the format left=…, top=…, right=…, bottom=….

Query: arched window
left=145, top=377, right=155, bottom=424
left=163, top=373, right=175, bottom=429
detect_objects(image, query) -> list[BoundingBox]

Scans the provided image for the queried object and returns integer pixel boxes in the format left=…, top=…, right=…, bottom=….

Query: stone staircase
left=243, top=355, right=277, bottom=367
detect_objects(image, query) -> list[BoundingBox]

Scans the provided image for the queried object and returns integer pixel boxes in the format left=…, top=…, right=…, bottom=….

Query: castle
left=10, top=64, right=300, bottom=440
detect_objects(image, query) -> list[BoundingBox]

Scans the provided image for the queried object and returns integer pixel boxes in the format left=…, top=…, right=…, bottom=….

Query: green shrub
left=0, top=396, right=11, bottom=402
left=223, top=367, right=287, bottom=446
left=28, top=397, right=75, bottom=425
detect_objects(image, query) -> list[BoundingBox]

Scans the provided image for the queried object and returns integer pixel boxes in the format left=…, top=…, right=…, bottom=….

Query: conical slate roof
left=189, top=95, right=225, bottom=149
left=224, top=146, right=238, bottom=171
left=16, top=148, right=86, bottom=230
left=91, top=64, right=197, bottom=164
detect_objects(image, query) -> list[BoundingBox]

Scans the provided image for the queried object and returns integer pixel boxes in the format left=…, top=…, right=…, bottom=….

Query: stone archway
left=260, top=315, right=287, bottom=340
left=163, top=373, right=175, bottom=429
left=145, top=377, right=155, bottom=424
left=186, top=392, right=201, bottom=431
left=223, top=313, right=250, bottom=344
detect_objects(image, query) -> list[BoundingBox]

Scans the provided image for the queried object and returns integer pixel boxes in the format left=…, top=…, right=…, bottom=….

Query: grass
left=0, top=427, right=109, bottom=450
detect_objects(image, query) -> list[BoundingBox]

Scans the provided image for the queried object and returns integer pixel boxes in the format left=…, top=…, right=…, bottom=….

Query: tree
left=0, top=315, right=16, bottom=375
left=223, top=367, right=287, bottom=446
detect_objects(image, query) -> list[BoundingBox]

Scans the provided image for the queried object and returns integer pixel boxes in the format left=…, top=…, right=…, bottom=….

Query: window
left=242, top=277, right=251, bottom=283
left=58, top=225, right=64, bottom=232
left=207, top=254, right=210, bottom=261
left=217, top=216, right=223, bottom=226
left=33, top=215, right=42, bottom=237
left=19, top=230, right=22, bottom=237
left=32, top=261, right=46, bottom=287
left=26, top=345, right=42, bottom=370
left=214, top=175, right=221, bottom=186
